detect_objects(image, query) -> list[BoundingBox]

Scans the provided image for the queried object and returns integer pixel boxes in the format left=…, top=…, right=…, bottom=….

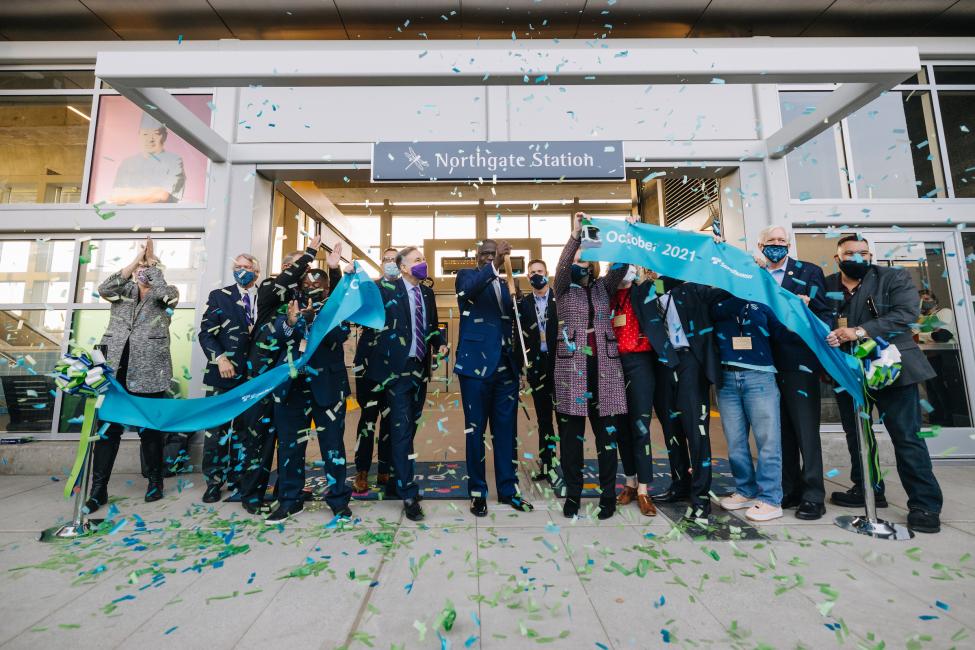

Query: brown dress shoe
left=353, top=470, right=369, bottom=493
left=616, top=486, right=637, bottom=505
left=637, top=494, right=657, bottom=517
left=377, top=473, right=390, bottom=486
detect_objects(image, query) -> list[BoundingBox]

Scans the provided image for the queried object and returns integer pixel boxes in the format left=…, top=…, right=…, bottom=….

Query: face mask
left=623, top=266, right=638, bottom=284
left=529, top=274, right=548, bottom=290
left=570, top=264, right=589, bottom=285
left=234, top=268, right=256, bottom=287
left=762, top=244, right=789, bottom=264
left=136, top=269, right=149, bottom=285
left=921, top=300, right=936, bottom=312
left=838, top=259, right=871, bottom=280
left=383, top=262, right=399, bottom=278
left=410, top=262, right=428, bottom=280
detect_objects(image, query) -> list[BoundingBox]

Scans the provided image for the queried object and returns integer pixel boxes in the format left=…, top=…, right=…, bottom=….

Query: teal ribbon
left=99, top=265, right=385, bottom=432
left=579, top=219, right=865, bottom=407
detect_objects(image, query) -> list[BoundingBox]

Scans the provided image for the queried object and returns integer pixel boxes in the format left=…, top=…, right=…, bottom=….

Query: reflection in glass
left=0, top=70, right=95, bottom=91
left=933, top=66, right=975, bottom=85
left=0, top=309, right=65, bottom=433
left=847, top=91, right=946, bottom=198
left=0, top=97, right=91, bottom=204
left=936, top=91, right=975, bottom=198
left=0, top=240, right=74, bottom=304
left=76, top=238, right=203, bottom=304
left=779, top=92, right=845, bottom=200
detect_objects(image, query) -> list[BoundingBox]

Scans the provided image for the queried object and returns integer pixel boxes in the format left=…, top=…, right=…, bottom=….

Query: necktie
left=242, top=292, right=253, bottom=326
left=493, top=278, right=504, bottom=312
left=411, top=285, right=426, bottom=361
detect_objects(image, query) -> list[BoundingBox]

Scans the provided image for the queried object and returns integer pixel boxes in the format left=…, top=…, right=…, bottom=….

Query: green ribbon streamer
left=64, top=398, right=98, bottom=499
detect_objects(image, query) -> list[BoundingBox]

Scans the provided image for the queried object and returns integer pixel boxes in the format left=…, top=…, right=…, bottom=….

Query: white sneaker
left=745, top=501, right=783, bottom=522
left=719, top=493, right=756, bottom=511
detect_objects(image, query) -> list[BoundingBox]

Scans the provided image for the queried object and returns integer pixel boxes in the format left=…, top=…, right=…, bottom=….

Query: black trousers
left=777, top=370, right=825, bottom=504
left=387, top=359, right=429, bottom=500
left=618, top=351, right=655, bottom=484
left=353, top=376, right=391, bottom=475
left=105, top=343, right=165, bottom=475
left=837, top=383, right=943, bottom=513
left=527, top=352, right=556, bottom=472
left=235, top=396, right=277, bottom=509
left=653, top=350, right=712, bottom=507
left=202, top=386, right=239, bottom=488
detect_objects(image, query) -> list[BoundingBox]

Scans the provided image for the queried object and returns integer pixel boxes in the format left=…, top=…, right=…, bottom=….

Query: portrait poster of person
left=87, top=94, right=212, bottom=205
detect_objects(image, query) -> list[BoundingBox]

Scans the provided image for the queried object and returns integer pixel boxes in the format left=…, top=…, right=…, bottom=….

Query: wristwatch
left=855, top=327, right=866, bottom=340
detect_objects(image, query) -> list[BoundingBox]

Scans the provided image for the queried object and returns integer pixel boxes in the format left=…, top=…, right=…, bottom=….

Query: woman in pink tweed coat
left=553, top=212, right=630, bottom=520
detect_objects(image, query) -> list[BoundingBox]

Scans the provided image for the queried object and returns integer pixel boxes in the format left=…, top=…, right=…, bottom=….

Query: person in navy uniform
left=455, top=239, right=533, bottom=517
left=754, top=225, right=831, bottom=521
left=197, top=253, right=261, bottom=504
left=356, top=247, right=445, bottom=521
left=265, top=266, right=353, bottom=524
left=516, top=258, right=559, bottom=482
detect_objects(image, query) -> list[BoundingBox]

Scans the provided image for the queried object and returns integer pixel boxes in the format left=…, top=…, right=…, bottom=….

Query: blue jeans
left=716, top=368, right=782, bottom=506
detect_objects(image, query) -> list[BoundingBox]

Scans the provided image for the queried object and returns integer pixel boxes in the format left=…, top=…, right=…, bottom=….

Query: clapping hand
left=286, top=299, right=301, bottom=326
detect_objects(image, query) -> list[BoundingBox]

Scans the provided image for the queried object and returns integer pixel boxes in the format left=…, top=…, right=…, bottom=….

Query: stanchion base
left=38, top=519, right=103, bottom=543
left=834, top=514, right=914, bottom=540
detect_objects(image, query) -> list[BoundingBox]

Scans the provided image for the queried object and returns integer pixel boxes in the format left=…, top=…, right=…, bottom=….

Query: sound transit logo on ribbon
left=372, top=141, right=625, bottom=182
left=580, top=218, right=866, bottom=407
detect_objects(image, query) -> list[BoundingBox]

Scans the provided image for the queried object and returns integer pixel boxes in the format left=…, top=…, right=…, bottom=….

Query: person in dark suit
left=236, top=234, right=321, bottom=515
left=455, top=239, right=533, bottom=517
left=516, top=258, right=558, bottom=482
left=630, top=276, right=723, bottom=519
left=197, top=253, right=261, bottom=504
left=755, top=225, right=831, bottom=521
left=361, top=246, right=446, bottom=521
left=351, top=247, right=399, bottom=494
left=265, top=267, right=353, bottom=524
left=825, top=234, right=943, bottom=534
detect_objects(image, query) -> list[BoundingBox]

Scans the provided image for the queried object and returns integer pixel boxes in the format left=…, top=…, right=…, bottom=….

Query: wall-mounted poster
left=87, top=94, right=212, bottom=205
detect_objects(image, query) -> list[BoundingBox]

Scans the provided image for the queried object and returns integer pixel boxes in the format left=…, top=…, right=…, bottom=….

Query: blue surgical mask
left=762, top=244, right=789, bottom=264
left=234, top=268, right=256, bottom=287
left=383, top=262, right=399, bottom=278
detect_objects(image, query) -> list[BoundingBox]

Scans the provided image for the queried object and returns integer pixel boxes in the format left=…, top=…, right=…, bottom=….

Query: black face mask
left=529, top=274, right=548, bottom=290
left=570, top=264, right=590, bottom=285
left=838, top=259, right=871, bottom=280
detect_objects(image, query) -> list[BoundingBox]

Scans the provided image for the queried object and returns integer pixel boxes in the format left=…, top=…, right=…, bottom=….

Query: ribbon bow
left=853, top=336, right=902, bottom=391
left=53, top=348, right=113, bottom=397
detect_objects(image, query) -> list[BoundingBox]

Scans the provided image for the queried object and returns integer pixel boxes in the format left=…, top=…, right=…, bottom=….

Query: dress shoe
left=780, top=494, right=803, bottom=510
left=332, top=505, right=353, bottom=519
left=202, top=484, right=222, bottom=503
left=685, top=501, right=711, bottom=520
left=795, top=501, right=826, bottom=520
left=830, top=486, right=887, bottom=508
left=907, top=509, right=940, bottom=534
left=352, top=470, right=369, bottom=493
left=532, top=467, right=551, bottom=482
left=385, top=481, right=400, bottom=499
left=616, top=485, right=637, bottom=506
left=377, top=473, right=390, bottom=486
left=637, top=494, right=657, bottom=517
left=499, top=495, right=534, bottom=512
left=597, top=500, right=616, bottom=520
left=242, top=500, right=270, bottom=515
left=264, top=501, right=303, bottom=524
left=470, top=496, right=488, bottom=517
left=403, top=498, right=424, bottom=522
left=84, top=485, right=108, bottom=515
left=563, top=497, right=581, bottom=519
left=652, top=485, right=690, bottom=503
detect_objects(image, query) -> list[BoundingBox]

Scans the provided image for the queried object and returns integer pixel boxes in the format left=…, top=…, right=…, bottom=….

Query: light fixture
left=66, top=105, right=91, bottom=121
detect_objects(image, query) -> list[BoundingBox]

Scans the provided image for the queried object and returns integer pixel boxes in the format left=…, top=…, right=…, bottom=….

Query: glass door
left=796, top=230, right=975, bottom=458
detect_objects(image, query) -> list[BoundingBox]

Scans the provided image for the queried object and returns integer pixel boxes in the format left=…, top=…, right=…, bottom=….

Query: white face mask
left=623, top=265, right=638, bottom=284
left=383, top=262, right=399, bottom=278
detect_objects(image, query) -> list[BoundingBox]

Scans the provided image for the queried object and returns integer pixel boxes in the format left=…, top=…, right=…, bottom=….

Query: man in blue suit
left=266, top=267, right=353, bottom=524
left=455, top=239, right=533, bottom=517
left=359, top=246, right=446, bottom=521
left=197, top=252, right=261, bottom=503
left=755, top=226, right=830, bottom=520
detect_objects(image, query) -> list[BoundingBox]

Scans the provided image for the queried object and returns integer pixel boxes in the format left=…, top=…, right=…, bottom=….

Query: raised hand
left=309, top=233, right=322, bottom=251
left=326, top=241, right=343, bottom=268
left=286, top=299, right=300, bottom=326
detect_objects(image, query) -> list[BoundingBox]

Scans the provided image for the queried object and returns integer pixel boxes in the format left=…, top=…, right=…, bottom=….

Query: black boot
left=85, top=436, right=121, bottom=513
left=141, top=432, right=165, bottom=503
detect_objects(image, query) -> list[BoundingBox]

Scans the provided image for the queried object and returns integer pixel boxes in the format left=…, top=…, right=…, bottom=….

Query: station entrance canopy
left=93, top=39, right=921, bottom=166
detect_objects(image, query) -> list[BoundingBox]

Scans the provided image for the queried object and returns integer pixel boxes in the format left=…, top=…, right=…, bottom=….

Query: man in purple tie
left=357, top=246, right=446, bottom=521
left=198, top=253, right=261, bottom=503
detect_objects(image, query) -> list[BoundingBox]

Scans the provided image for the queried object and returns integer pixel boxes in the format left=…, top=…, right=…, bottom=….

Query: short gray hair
left=396, top=246, right=419, bottom=268
left=758, top=225, right=792, bottom=245
left=282, top=250, right=304, bottom=268
left=234, top=253, right=261, bottom=274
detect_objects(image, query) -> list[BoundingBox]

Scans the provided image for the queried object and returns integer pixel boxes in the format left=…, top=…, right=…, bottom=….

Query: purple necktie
left=242, top=292, right=253, bottom=326
left=411, top=285, right=426, bottom=361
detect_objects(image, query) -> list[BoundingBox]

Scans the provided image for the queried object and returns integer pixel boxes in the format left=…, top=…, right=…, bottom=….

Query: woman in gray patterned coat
left=85, top=237, right=179, bottom=512
left=553, top=212, right=629, bottom=520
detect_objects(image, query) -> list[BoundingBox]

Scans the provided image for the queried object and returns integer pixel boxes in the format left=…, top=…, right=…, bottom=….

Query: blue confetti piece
left=826, top=469, right=840, bottom=478
left=919, top=615, right=939, bottom=620
left=165, top=626, right=178, bottom=635
left=935, top=600, right=949, bottom=611
left=661, top=629, right=671, bottom=643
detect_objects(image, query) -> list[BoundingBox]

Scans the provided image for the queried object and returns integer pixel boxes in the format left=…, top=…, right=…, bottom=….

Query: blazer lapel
left=850, top=267, right=879, bottom=323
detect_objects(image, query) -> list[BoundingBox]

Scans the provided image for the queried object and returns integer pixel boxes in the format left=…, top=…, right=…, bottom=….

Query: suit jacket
left=359, top=277, right=444, bottom=385
left=454, top=263, right=519, bottom=379
left=825, top=265, right=935, bottom=386
left=517, top=288, right=559, bottom=387
left=276, top=319, right=351, bottom=408
left=552, top=235, right=628, bottom=417
left=98, top=266, right=179, bottom=394
left=198, top=284, right=254, bottom=391
left=630, top=281, right=723, bottom=387
left=770, top=257, right=830, bottom=373
left=254, top=245, right=318, bottom=330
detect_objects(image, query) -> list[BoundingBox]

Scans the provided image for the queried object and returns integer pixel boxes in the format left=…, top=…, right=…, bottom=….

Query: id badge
left=837, top=317, right=848, bottom=329
left=732, top=336, right=753, bottom=350
left=299, top=339, right=307, bottom=353
left=539, top=331, right=547, bottom=344
left=613, top=314, right=626, bottom=327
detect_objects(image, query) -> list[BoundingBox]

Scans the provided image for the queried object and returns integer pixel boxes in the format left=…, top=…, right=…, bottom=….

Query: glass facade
left=779, top=92, right=845, bottom=200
